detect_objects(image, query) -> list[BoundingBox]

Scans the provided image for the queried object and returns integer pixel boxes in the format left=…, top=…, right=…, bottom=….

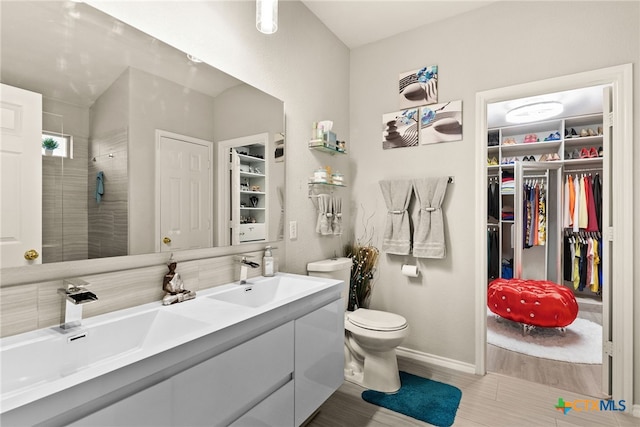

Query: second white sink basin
left=208, top=275, right=325, bottom=308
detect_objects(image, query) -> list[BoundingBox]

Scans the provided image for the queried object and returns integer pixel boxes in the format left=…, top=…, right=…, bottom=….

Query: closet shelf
left=238, top=153, right=265, bottom=163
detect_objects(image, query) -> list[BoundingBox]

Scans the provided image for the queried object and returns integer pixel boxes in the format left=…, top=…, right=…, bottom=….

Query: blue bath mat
left=361, top=371, right=462, bottom=427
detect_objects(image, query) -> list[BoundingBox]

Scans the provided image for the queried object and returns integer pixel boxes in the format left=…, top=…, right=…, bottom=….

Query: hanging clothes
left=488, top=228, right=499, bottom=280
left=592, top=173, right=603, bottom=231
left=572, top=175, right=580, bottom=232
left=488, top=178, right=499, bottom=221
left=537, top=183, right=546, bottom=245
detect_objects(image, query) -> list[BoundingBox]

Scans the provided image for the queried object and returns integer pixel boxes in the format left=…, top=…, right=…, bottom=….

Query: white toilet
left=307, top=258, right=409, bottom=393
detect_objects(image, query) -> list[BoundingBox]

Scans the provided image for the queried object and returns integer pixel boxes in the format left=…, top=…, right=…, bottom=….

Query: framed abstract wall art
left=382, top=108, right=419, bottom=150
left=398, top=65, right=438, bottom=109
left=419, top=100, right=462, bottom=145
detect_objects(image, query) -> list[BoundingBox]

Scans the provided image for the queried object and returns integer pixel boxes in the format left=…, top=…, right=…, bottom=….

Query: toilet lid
left=347, top=309, right=407, bottom=331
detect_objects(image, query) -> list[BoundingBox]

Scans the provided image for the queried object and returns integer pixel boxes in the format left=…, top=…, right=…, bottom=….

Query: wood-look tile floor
left=487, top=296, right=605, bottom=398
left=307, top=357, right=638, bottom=426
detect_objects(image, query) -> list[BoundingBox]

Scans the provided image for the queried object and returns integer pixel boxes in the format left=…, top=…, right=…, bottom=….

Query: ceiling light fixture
left=256, top=0, right=278, bottom=34
left=505, top=101, right=564, bottom=124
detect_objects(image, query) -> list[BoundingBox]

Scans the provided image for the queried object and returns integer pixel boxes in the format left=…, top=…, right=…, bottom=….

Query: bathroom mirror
left=0, top=1, right=285, bottom=266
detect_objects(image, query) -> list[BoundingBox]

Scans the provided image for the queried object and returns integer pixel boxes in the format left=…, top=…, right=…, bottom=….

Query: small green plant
left=42, top=137, right=59, bottom=150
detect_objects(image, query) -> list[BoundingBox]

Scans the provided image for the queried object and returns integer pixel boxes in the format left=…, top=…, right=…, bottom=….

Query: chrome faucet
left=235, top=256, right=260, bottom=284
left=58, top=278, right=98, bottom=330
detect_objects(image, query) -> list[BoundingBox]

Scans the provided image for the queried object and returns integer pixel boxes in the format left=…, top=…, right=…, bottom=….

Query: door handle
left=24, top=249, right=39, bottom=260
left=163, top=237, right=171, bottom=245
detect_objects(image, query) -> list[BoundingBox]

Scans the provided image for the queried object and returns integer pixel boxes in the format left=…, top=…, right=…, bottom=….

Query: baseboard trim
left=396, top=346, right=476, bottom=375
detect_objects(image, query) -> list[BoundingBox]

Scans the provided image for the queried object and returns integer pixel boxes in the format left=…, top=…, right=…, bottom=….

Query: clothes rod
left=563, top=167, right=603, bottom=173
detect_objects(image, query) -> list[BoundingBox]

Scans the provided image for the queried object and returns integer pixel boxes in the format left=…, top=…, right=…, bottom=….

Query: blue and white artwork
left=382, top=108, right=419, bottom=150
left=419, top=100, right=462, bottom=145
left=399, top=65, right=438, bottom=109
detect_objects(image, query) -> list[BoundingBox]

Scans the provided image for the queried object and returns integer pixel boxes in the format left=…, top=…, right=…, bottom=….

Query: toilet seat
left=347, top=309, right=407, bottom=332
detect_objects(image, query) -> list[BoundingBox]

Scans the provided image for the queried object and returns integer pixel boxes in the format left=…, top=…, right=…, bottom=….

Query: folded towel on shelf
left=412, top=177, right=449, bottom=258
left=379, top=179, right=413, bottom=255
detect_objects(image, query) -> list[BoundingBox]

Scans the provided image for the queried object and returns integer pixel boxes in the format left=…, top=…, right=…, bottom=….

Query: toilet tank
left=307, top=257, right=353, bottom=310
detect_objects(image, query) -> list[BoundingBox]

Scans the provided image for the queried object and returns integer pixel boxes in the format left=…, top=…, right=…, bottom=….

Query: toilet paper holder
left=401, top=264, right=419, bottom=277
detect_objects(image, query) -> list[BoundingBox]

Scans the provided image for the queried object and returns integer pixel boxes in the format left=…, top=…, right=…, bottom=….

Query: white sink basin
left=208, top=275, right=325, bottom=308
left=1, top=310, right=208, bottom=396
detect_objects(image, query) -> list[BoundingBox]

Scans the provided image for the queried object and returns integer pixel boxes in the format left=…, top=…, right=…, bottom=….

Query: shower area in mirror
left=41, top=100, right=129, bottom=263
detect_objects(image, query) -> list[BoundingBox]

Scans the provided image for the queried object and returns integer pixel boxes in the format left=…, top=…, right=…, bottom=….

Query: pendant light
left=256, top=0, right=278, bottom=34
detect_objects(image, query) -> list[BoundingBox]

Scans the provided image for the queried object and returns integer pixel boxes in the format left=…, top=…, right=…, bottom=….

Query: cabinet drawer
left=239, top=223, right=265, bottom=242
left=172, top=322, right=293, bottom=426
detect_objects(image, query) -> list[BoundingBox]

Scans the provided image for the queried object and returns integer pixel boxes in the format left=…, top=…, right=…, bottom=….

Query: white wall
left=349, top=0, right=638, bottom=402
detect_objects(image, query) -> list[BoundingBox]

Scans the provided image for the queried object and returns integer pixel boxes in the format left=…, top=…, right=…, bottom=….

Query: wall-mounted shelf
left=308, top=142, right=347, bottom=155
left=308, top=182, right=346, bottom=198
left=308, top=182, right=346, bottom=188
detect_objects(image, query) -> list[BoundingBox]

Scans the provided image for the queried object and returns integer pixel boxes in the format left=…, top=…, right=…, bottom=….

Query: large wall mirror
left=0, top=1, right=285, bottom=268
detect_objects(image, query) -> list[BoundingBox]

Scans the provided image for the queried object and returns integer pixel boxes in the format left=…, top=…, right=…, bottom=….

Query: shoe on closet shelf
left=565, top=150, right=572, bottom=160
left=539, top=154, right=549, bottom=161
left=502, top=138, right=516, bottom=145
left=580, top=129, right=589, bottom=137
left=589, top=147, right=598, bottom=158
left=528, top=155, right=537, bottom=161
left=571, top=148, right=580, bottom=160
left=588, top=128, right=597, bottom=137
left=487, top=156, right=498, bottom=166
left=550, top=153, right=560, bottom=161
left=579, top=147, right=590, bottom=159
left=543, top=132, right=561, bottom=141
left=597, top=126, right=603, bottom=135
left=598, top=146, right=603, bottom=157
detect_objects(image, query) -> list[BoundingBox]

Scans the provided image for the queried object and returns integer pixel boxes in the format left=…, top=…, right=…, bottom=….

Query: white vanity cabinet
left=294, top=299, right=344, bottom=426
left=71, top=322, right=294, bottom=426
left=65, top=299, right=344, bottom=427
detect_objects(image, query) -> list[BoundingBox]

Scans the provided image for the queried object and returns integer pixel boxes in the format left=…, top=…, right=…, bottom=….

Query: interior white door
left=158, top=134, right=211, bottom=252
left=601, top=86, right=613, bottom=397
left=0, top=84, right=42, bottom=267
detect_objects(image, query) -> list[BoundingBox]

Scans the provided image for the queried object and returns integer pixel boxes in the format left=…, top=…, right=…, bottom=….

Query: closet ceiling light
left=505, top=101, right=564, bottom=124
left=256, top=0, right=278, bottom=34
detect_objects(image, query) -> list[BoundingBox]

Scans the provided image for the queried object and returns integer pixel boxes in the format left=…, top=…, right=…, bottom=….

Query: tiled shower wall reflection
left=88, top=128, right=129, bottom=259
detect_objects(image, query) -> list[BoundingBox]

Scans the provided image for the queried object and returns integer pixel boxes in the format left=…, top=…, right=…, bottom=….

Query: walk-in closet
left=485, top=85, right=608, bottom=397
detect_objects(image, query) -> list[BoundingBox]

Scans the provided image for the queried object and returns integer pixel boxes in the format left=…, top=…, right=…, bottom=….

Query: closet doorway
left=485, top=85, right=606, bottom=398
left=475, top=65, right=633, bottom=407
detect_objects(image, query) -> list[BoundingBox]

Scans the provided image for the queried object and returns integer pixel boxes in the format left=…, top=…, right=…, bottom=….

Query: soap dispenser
left=263, top=246, right=275, bottom=277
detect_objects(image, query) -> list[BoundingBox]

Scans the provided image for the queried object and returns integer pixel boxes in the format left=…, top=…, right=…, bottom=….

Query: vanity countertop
left=0, top=273, right=342, bottom=418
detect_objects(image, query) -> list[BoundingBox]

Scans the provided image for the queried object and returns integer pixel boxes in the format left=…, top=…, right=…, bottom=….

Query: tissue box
left=322, top=131, right=337, bottom=145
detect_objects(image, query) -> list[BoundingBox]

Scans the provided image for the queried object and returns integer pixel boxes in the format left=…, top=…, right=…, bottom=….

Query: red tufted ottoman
left=488, top=278, right=578, bottom=331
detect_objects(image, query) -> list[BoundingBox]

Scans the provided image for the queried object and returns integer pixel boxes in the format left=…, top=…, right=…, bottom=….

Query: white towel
left=379, top=179, right=413, bottom=255
left=315, top=194, right=333, bottom=235
left=412, top=177, right=448, bottom=258
left=332, top=196, right=343, bottom=235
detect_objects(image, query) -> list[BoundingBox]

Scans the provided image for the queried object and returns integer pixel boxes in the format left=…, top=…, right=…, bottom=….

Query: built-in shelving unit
left=487, top=113, right=604, bottom=283
left=236, top=147, right=267, bottom=243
